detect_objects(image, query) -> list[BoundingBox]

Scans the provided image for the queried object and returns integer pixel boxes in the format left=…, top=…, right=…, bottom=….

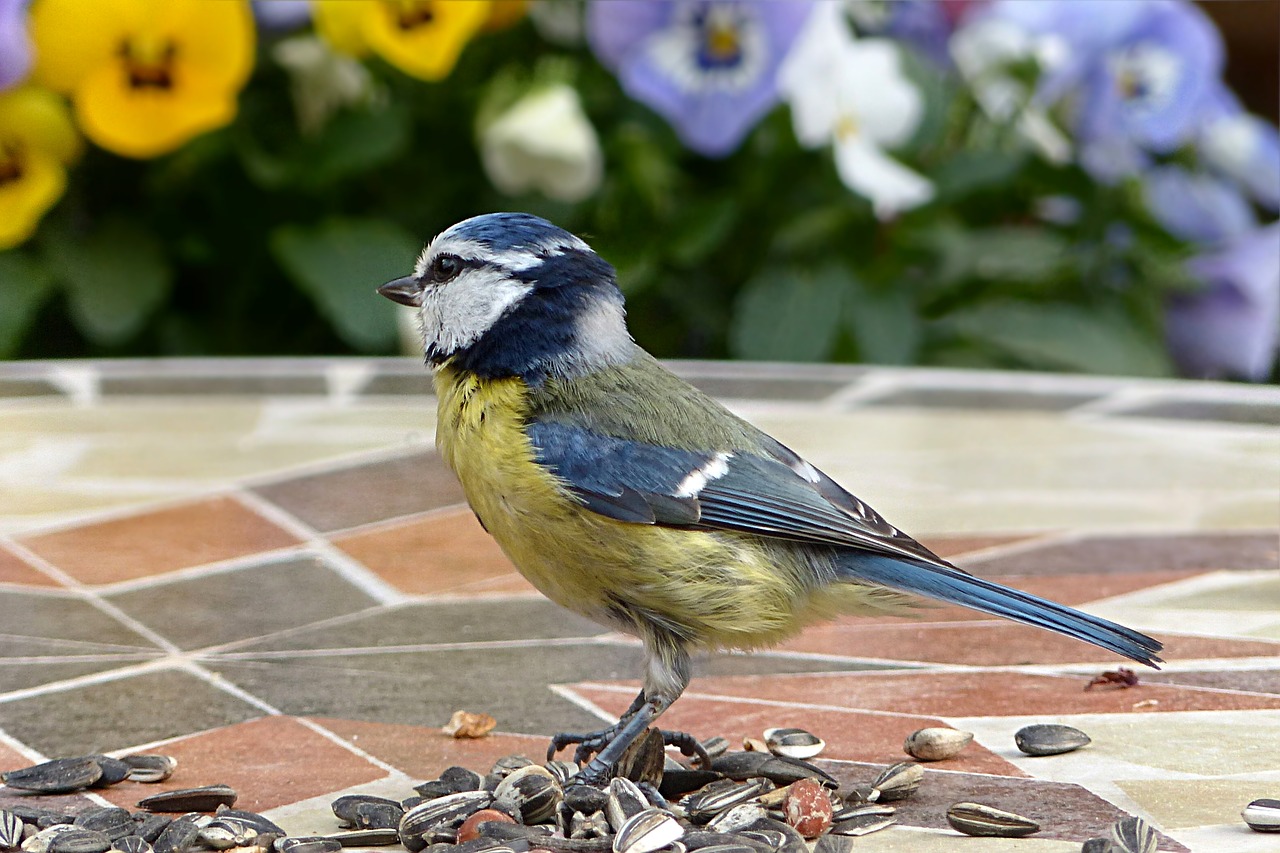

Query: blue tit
left=379, top=212, right=1163, bottom=783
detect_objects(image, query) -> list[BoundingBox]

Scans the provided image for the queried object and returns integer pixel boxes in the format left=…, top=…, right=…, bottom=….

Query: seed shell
left=902, top=728, right=973, bottom=762
left=945, top=802, right=1039, bottom=838
left=828, top=813, right=895, bottom=837
left=762, top=729, right=824, bottom=761
left=85, top=757, right=129, bottom=788
left=605, top=778, right=648, bottom=831
left=137, top=785, right=238, bottom=813
left=47, top=829, right=111, bottom=853
left=705, top=805, right=765, bottom=835
left=2, top=811, right=23, bottom=851
left=812, top=837, right=853, bottom=853
left=1080, top=839, right=1113, bottom=853
left=109, top=839, right=151, bottom=853
left=1109, top=816, right=1156, bottom=853
left=1014, top=724, right=1091, bottom=757
left=611, top=809, right=683, bottom=853
left=2, top=758, right=103, bottom=794
left=323, top=829, right=401, bottom=848
left=1242, top=798, right=1280, bottom=832
left=73, top=811, right=132, bottom=843
left=710, top=753, right=835, bottom=787
left=120, top=756, right=177, bottom=785
left=867, top=763, right=923, bottom=803
left=275, top=839, right=343, bottom=853
left=493, top=765, right=561, bottom=825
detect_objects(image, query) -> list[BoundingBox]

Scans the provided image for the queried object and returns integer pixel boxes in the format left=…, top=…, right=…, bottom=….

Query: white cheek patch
left=418, top=266, right=533, bottom=356
left=675, top=452, right=732, bottom=498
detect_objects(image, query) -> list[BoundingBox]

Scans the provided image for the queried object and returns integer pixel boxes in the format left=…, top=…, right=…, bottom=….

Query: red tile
left=313, top=718, right=550, bottom=779
left=664, top=670, right=1280, bottom=718
left=96, top=716, right=386, bottom=812
left=332, top=509, right=536, bottom=597
left=918, top=534, right=1047, bottom=560
left=18, top=498, right=301, bottom=585
left=568, top=686, right=1028, bottom=777
left=0, top=543, right=59, bottom=587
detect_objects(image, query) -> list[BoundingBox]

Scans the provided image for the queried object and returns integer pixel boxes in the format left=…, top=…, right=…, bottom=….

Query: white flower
left=480, top=83, right=602, bottom=203
left=272, top=34, right=377, bottom=137
left=949, top=18, right=1071, bottom=164
left=778, top=1, right=932, bottom=219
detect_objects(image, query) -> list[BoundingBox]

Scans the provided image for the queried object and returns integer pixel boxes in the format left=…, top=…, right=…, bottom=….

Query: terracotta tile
left=568, top=685, right=1028, bottom=777
left=252, top=451, right=465, bottom=533
left=968, top=531, right=1280, bottom=577
left=313, top=718, right=551, bottom=779
left=777, top=618, right=1280, bottom=665
left=18, top=497, right=302, bottom=585
left=0, top=543, right=59, bottom=587
left=916, top=533, right=1046, bottom=560
left=96, top=716, right=387, bottom=813
left=670, top=670, right=1280, bottom=717
left=333, top=509, right=534, bottom=596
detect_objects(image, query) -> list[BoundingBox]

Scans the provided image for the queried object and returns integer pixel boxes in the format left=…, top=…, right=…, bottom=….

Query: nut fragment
left=945, top=802, right=1039, bottom=838
left=782, top=779, right=831, bottom=840
left=902, top=728, right=973, bottom=762
left=443, top=711, right=497, bottom=739
left=1243, top=798, right=1280, bottom=833
left=1014, top=724, right=1090, bottom=757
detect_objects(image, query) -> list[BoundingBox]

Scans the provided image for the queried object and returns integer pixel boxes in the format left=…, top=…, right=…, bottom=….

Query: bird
left=378, top=212, right=1163, bottom=784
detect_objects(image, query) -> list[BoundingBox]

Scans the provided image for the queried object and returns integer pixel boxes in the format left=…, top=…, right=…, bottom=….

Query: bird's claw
left=547, top=727, right=712, bottom=775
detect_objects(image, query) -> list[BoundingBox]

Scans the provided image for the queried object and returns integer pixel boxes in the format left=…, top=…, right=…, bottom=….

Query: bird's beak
left=377, top=276, right=424, bottom=307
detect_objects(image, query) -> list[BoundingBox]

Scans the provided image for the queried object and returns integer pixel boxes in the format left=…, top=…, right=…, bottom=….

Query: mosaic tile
left=793, top=830, right=1084, bottom=852
left=0, top=488, right=171, bottom=532
left=859, top=387, right=1098, bottom=411
left=917, top=533, right=1047, bottom=559
left=0, top=668, right=266, bottom=756
left=0, top=660, right=158, bottom=694
left=1144, top=669, right=1280, bottom=694
left=674, top=670, right=1280, bottom=718
left=19, top=497, right=302, bottom=585
left=72, top=438, right=399, bottom=482
left=1149, top=574, right=1280, bottom=611
left=570, top=684, right=1027, bottom=776
left=1059, top=709, right=1280, bottom=776
left=0, top=544, right=57, bottom=586
left=0, top=589, right=159, bottom=649
left=332, top=509, right=533, bottom=596
left=968, top=532, right=1280, bottom=576
left=94, top=716, right=387, bottom=813
left=105, top=555, right=382, bottom=651
left=311, top=719, right=551, bottom=779
left=252, top=451, right=464, bottom=533
left=207, top=642, right=652, bottom=734
left=1116, top=398, right=1280, bottom=426
left=1116, top=779, right=1277, bottom=831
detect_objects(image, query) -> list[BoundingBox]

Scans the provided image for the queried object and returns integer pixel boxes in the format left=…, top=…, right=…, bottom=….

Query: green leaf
left=47, top=219, right=172, bottom=345
left=238, top=103, right=410, bottom=189
left=844, top=280, right=922, bottom=365
left=730, top=263, right=848, bottom=362
left=960, top=227, right=1072, bottom=283
left=271, top=217, right=419, bottom=351
left=668, top=198, right=738, bottom=267
left=931, top=149, right=1028, bottom=201
left=948, top=301, right=1173, bottom=377
left=0, top=251, right=56, bottom=357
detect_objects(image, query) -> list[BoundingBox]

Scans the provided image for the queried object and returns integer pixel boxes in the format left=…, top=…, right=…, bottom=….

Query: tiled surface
left=0, top=358, right=1277, bottom=853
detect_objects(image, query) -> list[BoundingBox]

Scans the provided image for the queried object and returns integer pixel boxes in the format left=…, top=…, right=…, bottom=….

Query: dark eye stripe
left=428, top=254, right=485, bottom=284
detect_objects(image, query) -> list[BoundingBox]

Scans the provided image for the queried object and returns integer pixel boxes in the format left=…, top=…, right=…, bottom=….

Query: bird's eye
left=429, top=254, right=463, bottom=283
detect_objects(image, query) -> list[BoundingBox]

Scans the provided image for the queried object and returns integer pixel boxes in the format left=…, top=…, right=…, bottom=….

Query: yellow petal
left=29, top=0, right=133, bottom=93
left=0, top=87, right=82, bottom=165
left=484, top=0, right=527, bottom=31
left=313, top=0, right=374, bottom=57
left=156, top=0, right=256, bottom=91
left=0, top=149, right=66, bottom=250
left=364, top=0, right=490, bottom=81
left=74, top=63, right=238, bottom=159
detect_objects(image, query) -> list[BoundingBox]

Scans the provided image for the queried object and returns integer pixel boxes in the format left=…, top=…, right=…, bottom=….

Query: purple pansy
left=1166, top=224, right=1280, bottom=380
left=1143, top=165, right=1255, bottom=246
left=587, top=0, right=813, bottom=157
left=847, top=0, right=956, bottom=67
left=0, top=0, right=31, bottom=91
left=252, top=0, right=312, bottom=32
left=1197, top=84, right=1280, bottom=212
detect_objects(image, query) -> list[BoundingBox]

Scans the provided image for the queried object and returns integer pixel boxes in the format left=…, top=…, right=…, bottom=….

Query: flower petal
left=0, top=85, right=81, bottom=164
left=481, top=84, right=602, bottom=202
left=1144, top=165, right=1255, bottom=246
left=0, top=148, right=66, bottom=249
left=312, top=0, right=373, bottom=56
left=833, top=136, right=933, bottom=218
left=363, top=0, right=490, bottom=81
left=0, top=0, right=31, bottom=90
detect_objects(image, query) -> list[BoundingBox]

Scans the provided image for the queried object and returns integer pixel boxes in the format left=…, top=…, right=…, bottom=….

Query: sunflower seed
left=611, top=809, right=683, bottom=853
left=138, top=785, right=238, bottom=813
left=120, top=756, right=177, bottom=784
left=73, top=811, right=132, bottom=843
left=615, top=729, right=666, bottom=788
left=945, top=803, right=1039, bottom=838
left=3, top=758, right=103, bottom=794
left=129, top=816, right=169, bottom=846
left=812, top=836, right=853, bottom=853
left=683, top=779, right=772, bottom=824
left=84, top=757, right=129, bottom=788
left=1109, top=816, right=1156, bottom=853
left=831, top=803, right=894, bottom=822
left=687, top=845, right=762, bottom=853
left=210, top=810, right=284, bottom=837
left=2, top=811, right=24, bottom=851
left=1081, top=839, right=1115, bottom=853
left=331, top=797, right=402, bottom=830
left=151, top=818, right=200, bottom=853
left=47, top=830, right=111, bottom=853
left=762, top=729, right=824, bottom=761
left=195, top=827, right=237, bottom=851
left=706, top=805, right=766, bottom=835
left=828, top=812, right=895, bottom=837
left=867, top=763, right=923, bottom=803
left=700, top=738, right=730, bottom=759
left=1014, top=724, right=1091, bottom=757
left=439, top=767, right=485, bottom=794
left=605, top=778, right=649, bottom=831
left=494, top=765, right=562, bottom=825
left=710, top=753, right=834, bottom=788
left=545, top=761, right=579, bottom=788
left=274, top=839, right=342, bottom=853
left=564, top=784, right=610, bottom=817
left=658, top=770, right=723, bottom=801
left=398, top=791, right=492, bottom=853
left=902, top=728, right=973, bottom=762
left=1243, top=798, right=1280, bottom=832
left=22, top=826, right=82, bottom=853
left=109, top=838, right=151, bottom=853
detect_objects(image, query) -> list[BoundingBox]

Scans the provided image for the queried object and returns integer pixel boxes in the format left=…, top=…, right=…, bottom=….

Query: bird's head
left=379, top=212, right=635, bottom=381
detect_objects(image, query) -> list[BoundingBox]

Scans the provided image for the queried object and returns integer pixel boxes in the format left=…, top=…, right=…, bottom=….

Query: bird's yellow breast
left=432, top=364, right=902, bottom=648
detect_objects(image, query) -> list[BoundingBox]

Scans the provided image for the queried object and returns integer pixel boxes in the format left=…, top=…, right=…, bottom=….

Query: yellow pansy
left=0, top=87, right=81, bottom=249
left=313, top=0, right=491, bottom=82
left=29, top=0, right=254, bottom=159
left=484, top=0, right=528, bottom=32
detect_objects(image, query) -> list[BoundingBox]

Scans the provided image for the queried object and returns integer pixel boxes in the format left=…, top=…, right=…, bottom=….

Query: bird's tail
left=837, top=553, right=1164, bottom=667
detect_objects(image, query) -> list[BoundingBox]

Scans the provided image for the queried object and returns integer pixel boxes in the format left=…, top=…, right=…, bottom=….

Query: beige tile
left=71, top=438, right=392, bottom=481
left=805, top=827, right=1082, bottom=852
left=1155, top=576, right=1280, bottom=612
left=1059, top=712, right=1280, bottom=776
left=1116, top=779, right=1278, bottom=830
left=0, top=400, right=262, bottom=435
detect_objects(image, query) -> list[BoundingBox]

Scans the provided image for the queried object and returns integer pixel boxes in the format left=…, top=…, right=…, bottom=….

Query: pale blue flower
left=0, top=0, right=31, bottom=91
left=1143, top=165, right=1255, bottom=245
left=1197, top=85, right=1280, bottom=212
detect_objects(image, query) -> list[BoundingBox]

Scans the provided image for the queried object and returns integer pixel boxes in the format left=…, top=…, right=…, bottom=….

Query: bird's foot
left=547, top=726, right=712, bottom=783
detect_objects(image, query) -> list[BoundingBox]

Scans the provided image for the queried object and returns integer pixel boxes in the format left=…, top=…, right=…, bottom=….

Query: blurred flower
left=1197, top=86, right=1280, bottom=212
left=313, top=0, right=490, bottom=82
left=1143, top=165, right=1254, bottom=245
left=1166, top=224, right=1280, bottom=380
left=253, top=0, right=311, bottom=32
left=845, top=0, right=959, bottom=66
left=779, top=1, right=931, bottom=218
left=529, top=0, right=583, bottom=46
left=273, top=34, right=377, bottom=136
left=484, top=0, right=526, bottom=31
left=950, top=17, right=1070, bottom=163
left=480, top=82, right=602, bottom=203
left=29, top=0, right=255, bottom=159
left=0, top=86, right=81, bottom=249
left=1, top=0, right=31, bottom=91
left=587, top=0, right=813, bottom=157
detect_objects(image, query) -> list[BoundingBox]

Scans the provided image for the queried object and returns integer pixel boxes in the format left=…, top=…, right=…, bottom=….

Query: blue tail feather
left=839, top=554, right=1163, bottom=667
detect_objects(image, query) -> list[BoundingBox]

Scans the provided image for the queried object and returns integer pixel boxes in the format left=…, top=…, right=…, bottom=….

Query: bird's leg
left=573, top=634, right=696, bottom=786
left=547, top=690, right=647, bottom=765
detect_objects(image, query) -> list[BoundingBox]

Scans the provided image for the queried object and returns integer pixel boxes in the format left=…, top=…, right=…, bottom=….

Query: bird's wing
left=526, top=420, right=948, bottom=567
